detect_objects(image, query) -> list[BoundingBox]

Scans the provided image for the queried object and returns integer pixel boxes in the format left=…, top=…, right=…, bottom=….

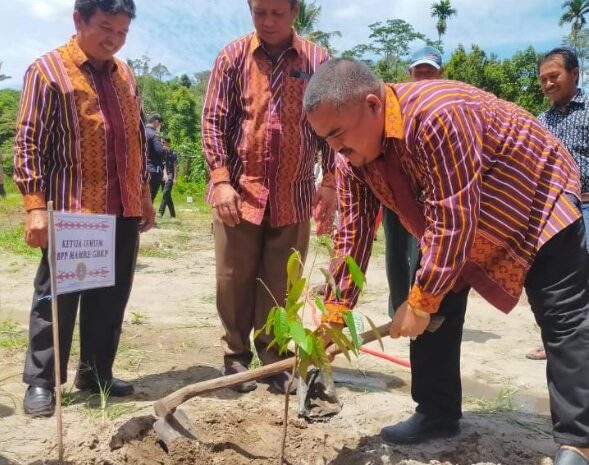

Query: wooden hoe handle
left=153, top=322, right=391, bottom=417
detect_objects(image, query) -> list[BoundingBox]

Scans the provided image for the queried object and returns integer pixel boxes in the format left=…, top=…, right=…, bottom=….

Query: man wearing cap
left=382, top=45, right=444, bottom=319
left=146, top=112, right=165, bottom=202
left=305, top=58, right=589, bottom=465
left=408, top=45, right=443, bottom=81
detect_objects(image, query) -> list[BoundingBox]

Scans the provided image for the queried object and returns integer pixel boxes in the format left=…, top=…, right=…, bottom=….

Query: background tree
left=560, top=0, right=589, bottom=53
left=563, top=27, right=589, bottom=86
left=0, top=89, right=20, bottom=173
left=150, top=63, right=170, bottom=81
left=294, top=0, right=321, bottom=35
left=431, top=0, right=457, bottom=51
left=127, top=54, right=150, bottom=79
left=351, top=19, right=429, bottom=81
left=445, top=44, right=545, bottom=114
left=294, top=0, right=341, bottom=55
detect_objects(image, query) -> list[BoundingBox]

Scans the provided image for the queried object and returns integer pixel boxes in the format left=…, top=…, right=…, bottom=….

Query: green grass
left=129, top=311, right=147, bottom=325
left=61, top=386, right=77, bottom=407
left=84, top=380, right=137, bottom=421
left=200, top=292, right=216, bottom=305
left=0, top=224, right=40, bottom=258
left=0, top=179, right=40, bottom=258
left=0, top=319, right=28, bottom=350
left=114, top=337, right=146, bottom=374
left=465, top=383, right=521, bottom=414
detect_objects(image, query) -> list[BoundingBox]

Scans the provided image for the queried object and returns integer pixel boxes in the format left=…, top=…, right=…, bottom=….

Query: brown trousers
left=213, top=212, right=310, bottom=367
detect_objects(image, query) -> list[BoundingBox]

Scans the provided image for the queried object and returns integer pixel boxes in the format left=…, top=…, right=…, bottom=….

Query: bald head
left=303, top=58, right=383, bottom=113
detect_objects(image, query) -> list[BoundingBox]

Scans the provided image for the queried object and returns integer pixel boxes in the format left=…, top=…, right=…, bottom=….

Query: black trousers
left=411, top=217, right=589, bottom=447
left=158, top=179, right=176, bottom=217
left=23, top=217, right=140, bottom=388
left=149, top=171, right=163, bottom=202
left=383, top=207, right=419, bottom=316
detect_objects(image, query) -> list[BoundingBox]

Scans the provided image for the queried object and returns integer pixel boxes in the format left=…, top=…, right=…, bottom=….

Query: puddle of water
left=462, top=377, right=550, bottom=416
left=331, top=367, right=550, bottom=416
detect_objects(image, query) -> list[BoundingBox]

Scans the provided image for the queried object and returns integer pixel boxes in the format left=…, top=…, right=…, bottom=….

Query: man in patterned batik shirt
left=304, top=58, right=589, bottom=465
left=202, top=0, right=336, bottom=395
left=13, top=0, right=154, bottom=417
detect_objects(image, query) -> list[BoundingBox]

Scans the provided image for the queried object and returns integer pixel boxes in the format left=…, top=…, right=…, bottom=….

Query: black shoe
left=270, top=370, right=298, bottom=395
left=75, top=377, right=134, bottom=397
left=380, top=412, right=459, bottom=445
left=555, top=448, right=589, bottom=465
left=220, top=363, right=257, bottom=393
left=23, top=386, right=55, bottom=417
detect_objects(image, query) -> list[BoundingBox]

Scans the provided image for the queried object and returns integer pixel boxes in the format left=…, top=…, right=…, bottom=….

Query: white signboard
left=52, top=212, right=116, bottom=295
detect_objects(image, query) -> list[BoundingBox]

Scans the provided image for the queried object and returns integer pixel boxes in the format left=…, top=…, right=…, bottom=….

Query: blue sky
left=0, top=0, right=567, bottom=89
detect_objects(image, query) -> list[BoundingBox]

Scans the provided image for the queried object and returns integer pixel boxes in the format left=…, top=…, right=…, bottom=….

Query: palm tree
left=294, top=0, right=341, bottom=55
left=560, top=0, right=589, bottom=52
left=294, top=0, right=342, bottom=56
left=307, top=30, right=342, bottom=56
left=294, top=0, right=321, bottom=36
left=430, top=0, right=457, bottom=50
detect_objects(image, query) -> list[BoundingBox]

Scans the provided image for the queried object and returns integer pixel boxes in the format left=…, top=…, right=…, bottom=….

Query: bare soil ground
left=0, top=207, right=557, bottom=465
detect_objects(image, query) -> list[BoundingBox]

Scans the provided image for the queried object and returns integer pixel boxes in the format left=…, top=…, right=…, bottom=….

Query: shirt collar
left=66, top=35, right=117, bottom=72
left=250, top=29, right=302, bottom=57
left=549, top=88, right=586, bottom=113
left=383, top=84, right=404, bottom=140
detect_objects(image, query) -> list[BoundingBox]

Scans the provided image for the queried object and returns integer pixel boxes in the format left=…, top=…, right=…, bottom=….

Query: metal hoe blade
left=153, top=408, right=198, bottom=452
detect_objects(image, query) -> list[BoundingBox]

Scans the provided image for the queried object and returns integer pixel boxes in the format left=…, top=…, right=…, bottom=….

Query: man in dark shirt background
left=146, top=113, right=165, bottom=202
left=159, top=137, right=177, bottom=218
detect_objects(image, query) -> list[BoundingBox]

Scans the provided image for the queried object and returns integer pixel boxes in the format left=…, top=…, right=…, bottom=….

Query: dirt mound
left=40, top=399, right=553, bottom=465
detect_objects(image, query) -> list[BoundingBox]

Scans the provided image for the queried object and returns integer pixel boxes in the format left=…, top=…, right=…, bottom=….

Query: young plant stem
left=257, top=277, right=280, bottom=308
left=279, top=351, right=299, bottom=465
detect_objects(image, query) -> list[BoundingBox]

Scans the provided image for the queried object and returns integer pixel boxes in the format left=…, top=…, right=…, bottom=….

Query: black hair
left=539, top=47, right=579, bottom=84
left=248, top=0, right=298, bottom=9
left=74, top=0, right=136, bottom=22
left=147, top=113, right=163, bottom=123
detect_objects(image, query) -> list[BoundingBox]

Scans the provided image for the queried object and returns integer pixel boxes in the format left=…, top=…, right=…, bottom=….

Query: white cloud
left=0, top=0, right=570, bottom=90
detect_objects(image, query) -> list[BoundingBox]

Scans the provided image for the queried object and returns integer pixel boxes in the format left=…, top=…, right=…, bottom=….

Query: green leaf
left=298, top=354, right=311, bottom=379
left=264, top=306, right=278, bottom=335
left=342, top=311, right=361, bottom=353
left=326, top=327, right=352, bottom=362
left=286, top=251, right=302, bottom=287
left=286, top=278, right=306, bottom=308
left=345, top=256, right=365, bottom=292
left=365, top=315, right=385, bottom=350
left=302, top=334, right=315, bottom=357
left=273, top=307, right=289, bottom=345
left=313, top=337, right=327, bottom=366
left=288, top=320, right=307, bottom=348
left=286, top=302, right=304, bottom=322
left=314, top=296, right=327, bottom=315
